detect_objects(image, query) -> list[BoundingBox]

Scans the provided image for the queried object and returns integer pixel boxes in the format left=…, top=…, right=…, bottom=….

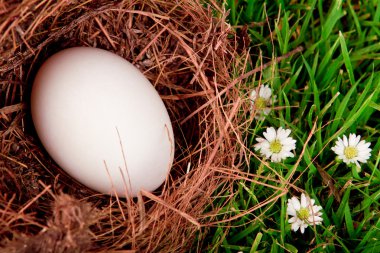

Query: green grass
left=203, top=0, right=380, bottom=252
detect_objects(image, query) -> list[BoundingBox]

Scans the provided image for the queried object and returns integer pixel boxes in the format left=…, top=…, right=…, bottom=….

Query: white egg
left=31, top=47, right=174, bottom=197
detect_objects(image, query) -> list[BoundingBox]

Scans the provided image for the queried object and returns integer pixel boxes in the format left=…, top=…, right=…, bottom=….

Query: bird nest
left=0, top=0, right=250, bottom=252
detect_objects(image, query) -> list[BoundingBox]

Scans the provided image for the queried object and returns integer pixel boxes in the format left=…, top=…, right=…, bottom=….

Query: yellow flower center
left=269, top=140, right=282, bottom=153
left=297, top=207, right=310, bottom=221
left=255, top=97, right=267, bottom=110
left=344, top=146, right=358, bottom=159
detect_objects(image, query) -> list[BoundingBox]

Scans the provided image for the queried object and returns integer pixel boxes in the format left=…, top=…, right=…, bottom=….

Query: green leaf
left=339, top=31, right=355, bottom=85
left=344, top=204, right=355, bottom=238
left=321, top=0, right=345, bottom=40
left=284, top=243, right=298, bottom=253
left=250, top=232, right=263, bottom=253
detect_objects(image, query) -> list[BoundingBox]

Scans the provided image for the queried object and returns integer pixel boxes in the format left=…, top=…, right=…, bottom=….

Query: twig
left=140, top=189, right=201, bottom=229
left=0, top=103, right=25, bottom=118
left=94, top=17, right=117, bottom=50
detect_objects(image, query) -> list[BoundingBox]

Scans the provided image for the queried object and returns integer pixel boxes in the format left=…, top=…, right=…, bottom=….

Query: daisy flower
left=250, top=84, right=276, bottom=119
left=254, top=127, right=296, bottom=162
left=287, top=193, right=323, bottom=234
left=331, top=133, right=371, bottom=168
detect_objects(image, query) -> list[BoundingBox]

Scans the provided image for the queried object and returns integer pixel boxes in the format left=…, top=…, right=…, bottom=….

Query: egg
left=31, top=47, right=174, bottom=197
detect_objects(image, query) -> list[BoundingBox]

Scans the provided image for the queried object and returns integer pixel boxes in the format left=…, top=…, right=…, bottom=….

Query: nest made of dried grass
left=0, top=0, right=252, bottom=252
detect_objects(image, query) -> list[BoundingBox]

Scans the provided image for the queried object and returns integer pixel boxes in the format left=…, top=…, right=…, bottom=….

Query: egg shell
left=31, top=47, right=174, bottom=197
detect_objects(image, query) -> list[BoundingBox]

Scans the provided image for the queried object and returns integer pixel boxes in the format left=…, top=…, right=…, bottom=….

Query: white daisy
left=254, top=127, right=296, bottom=162
left=250, top=84, right=276, bottom=119
left=287, top=193, right=323, bottom=234
left=331, top=133, right=371, bottom=168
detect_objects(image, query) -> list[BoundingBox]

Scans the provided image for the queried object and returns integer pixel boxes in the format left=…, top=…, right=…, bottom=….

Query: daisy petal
left=291, top=222, right=300, bottom=232
left=332, top=134, right=371, bottom=167
left=263, top=127, right=276, bottom=142
left=255, top=127, right=296, bottom=163
left=343, top=135, right=349, bottom=147
left=250, top=90, right=257, bottom=101
left=287, top=193, right=323, bottom=234
left=300, top=193, right=307, bottom=207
